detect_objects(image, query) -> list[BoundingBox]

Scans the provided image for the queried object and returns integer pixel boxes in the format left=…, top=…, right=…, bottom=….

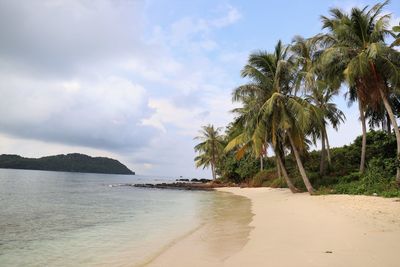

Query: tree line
left=194, top=1, right=400, bottom=195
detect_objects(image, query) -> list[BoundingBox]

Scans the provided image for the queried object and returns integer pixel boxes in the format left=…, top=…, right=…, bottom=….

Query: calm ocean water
left=0, top=169, right=250, bottom=267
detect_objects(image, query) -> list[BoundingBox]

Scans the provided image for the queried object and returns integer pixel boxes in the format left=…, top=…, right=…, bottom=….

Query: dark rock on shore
left=132, top=181, right=231, bottom=191
left=190, top=178, right=212, bottom=183
left=108, top=180, right=238, bottom=191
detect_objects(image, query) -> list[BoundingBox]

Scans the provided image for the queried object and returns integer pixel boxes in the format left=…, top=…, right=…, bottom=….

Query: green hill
left=0, top=153, right=135, bottom=175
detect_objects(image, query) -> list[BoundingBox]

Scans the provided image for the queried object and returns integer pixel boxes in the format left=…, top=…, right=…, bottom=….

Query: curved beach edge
left=147, top=187, right=400, bottom=267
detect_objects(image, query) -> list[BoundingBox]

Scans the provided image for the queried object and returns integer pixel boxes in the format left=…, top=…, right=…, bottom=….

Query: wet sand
left=146, top=187, right=400, bottom=267
left=142, top=191, right=252, bottom=267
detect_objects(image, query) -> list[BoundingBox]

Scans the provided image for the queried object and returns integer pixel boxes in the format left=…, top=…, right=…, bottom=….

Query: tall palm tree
left=318, top=1, right=400, bottom=183
left=258, top=41, right=317, bottom=194
left=228, top=42, right=300, bottom=193
left=262, top=91, right=317, bottom=194
left=305, top=84, right=345, bottom=175
left=194, top=125, right=224, bottom=180
left=291, top=36, right=345, bottom=175
left=228, top=48, right=278, bottom=171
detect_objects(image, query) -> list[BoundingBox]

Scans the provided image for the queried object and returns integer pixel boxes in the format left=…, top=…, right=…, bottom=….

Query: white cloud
left=0, top=0, right=245, bottom=176
left=211, top=5, right=242, bottom=28
left=0, top=73, right=155, bottom=150
left=0, top=0, right=148, bottom=77
left=152, top=4, right=241, bottom=52
left=142, top=98, right=207, bottom=135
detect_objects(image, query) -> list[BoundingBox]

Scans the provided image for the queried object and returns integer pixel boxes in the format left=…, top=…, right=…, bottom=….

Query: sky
left=0, top=0, right=399, bottom=178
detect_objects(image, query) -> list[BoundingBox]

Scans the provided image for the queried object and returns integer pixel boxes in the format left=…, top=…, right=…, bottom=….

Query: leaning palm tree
left=262, top=91, right=317, bottom=194
left=318, top=1, right=400, bottom=183
left=228, top=42, right=300, bottom=192
left=291, top=36, right=345, bottom=175
left=225, top=96, right=267, bottom=171
left=259, top=41, right=318, bottom=194
left=194, top=125, right=224, bottom=180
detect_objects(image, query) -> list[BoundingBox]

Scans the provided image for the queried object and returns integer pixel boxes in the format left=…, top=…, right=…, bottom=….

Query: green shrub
left=269, top=177, right=287, bottom=188
left=332, top=157, right=400, bottom=197
left=251, top=169, right=278, bottom=187
left=218, top=131, right=399, bottom=197
left=339, top=172, right=361, bottom=183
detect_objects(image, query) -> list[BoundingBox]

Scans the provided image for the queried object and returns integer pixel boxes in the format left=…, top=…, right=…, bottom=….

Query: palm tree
left=305, top=84, right=345, bottom=175
left=291, top=36, right=345, bottom=175
left=318, top=1, right=400, bottom=183
left=258, top=41, right=317, bottom=194
left=228, top=43, right=300, bottom=192
left=262, top=91, right=317, bottom=194
left=194, top=125, right=224, bottom=180
left=225, top=97, right=267, bottom=171
left=228, top=48, right=279, bottom=171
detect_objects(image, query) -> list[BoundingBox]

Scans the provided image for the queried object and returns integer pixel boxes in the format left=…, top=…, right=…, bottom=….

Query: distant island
left=0, top=153, right=135, bottom=175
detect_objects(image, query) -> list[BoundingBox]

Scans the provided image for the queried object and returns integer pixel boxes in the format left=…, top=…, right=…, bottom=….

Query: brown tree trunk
left=260, top=156, right=264, bottom=171
left=320, top=130, right=326, bottom=176
left=324, top=127, right=332, bottom=166
left=359, top=101, right=367, bottom=174
left=288, top=134, right=314, bottom=194
left=387, top=113, right=391, bottom=133
left=276, top=154, right=298, bottom=193
left=276, top=157, right=282, bottom=178
left=379, top=89, right=400, bottom=186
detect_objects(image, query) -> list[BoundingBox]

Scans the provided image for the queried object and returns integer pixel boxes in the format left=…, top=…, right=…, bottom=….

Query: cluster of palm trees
left=194, top=1, right=400, bottom=194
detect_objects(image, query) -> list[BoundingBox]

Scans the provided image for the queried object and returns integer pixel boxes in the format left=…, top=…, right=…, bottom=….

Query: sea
left=0, top=169, right=251, bottom=267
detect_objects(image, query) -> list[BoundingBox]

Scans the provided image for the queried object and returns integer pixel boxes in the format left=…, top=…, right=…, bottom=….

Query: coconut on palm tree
left=318, top=1, right=400, bottom=183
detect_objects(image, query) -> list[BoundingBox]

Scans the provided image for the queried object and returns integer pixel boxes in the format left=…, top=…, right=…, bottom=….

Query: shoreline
left=146, top=187, right=400, bottom=267
left=144, top=190, right=252, bottom=267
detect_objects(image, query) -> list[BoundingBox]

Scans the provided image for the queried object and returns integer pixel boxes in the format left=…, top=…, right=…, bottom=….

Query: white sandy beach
left=146, top=187, right=400, bottom=267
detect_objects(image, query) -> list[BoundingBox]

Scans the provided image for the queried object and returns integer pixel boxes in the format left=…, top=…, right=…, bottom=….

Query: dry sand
left=146, top=188, right=400, bottom=267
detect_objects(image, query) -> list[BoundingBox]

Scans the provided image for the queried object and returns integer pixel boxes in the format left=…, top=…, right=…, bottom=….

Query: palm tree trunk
left=320, top=131, right=326, bottom=176
left=260, top=156, right=264, bottom=171
left=387, top=113, right=391, bottom=133
left=276, top=157, right=282, bottom=178
left=288, top=134, right=314, bottom=194
left=359, top=101, right=367, bottom=174
left=379, top=89, right=400, bottom=186
left=211, top=162, right=216, bottom=180
left=276, top=154, right=298, bottom=193
left=324, top=127, right=332, bottom=166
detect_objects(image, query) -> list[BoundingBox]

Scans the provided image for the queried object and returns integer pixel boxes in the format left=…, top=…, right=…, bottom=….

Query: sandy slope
left=146, top=188, right=400, bottom=267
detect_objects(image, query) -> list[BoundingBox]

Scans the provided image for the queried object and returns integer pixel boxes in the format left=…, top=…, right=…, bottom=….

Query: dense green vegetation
left=0, top=153, right=135, bottom=175
left=194, top=1, right=400, bottom=197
